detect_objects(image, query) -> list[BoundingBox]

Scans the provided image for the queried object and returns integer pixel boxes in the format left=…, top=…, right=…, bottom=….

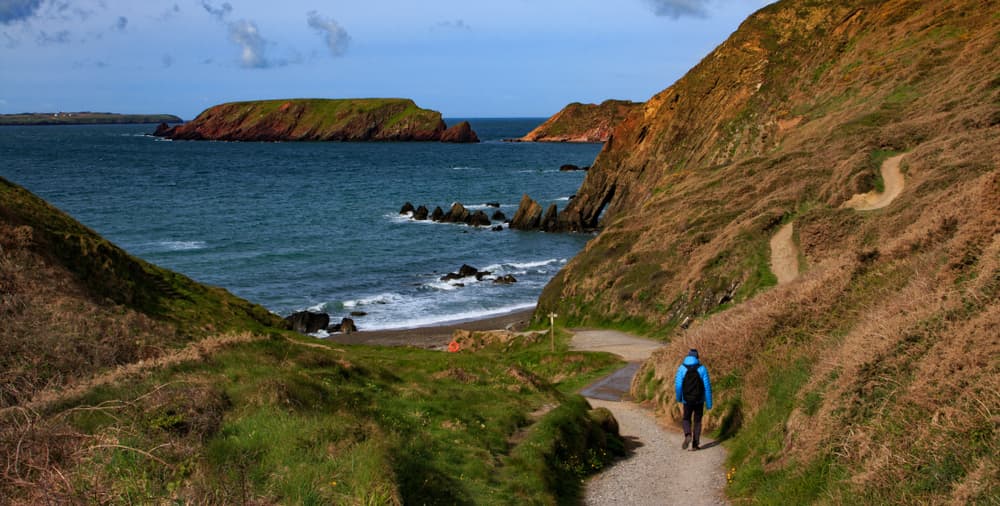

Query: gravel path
left=572, top=330, right=729, bottom=506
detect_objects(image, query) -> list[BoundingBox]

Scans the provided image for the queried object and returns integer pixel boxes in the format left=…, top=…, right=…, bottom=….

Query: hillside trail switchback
left=842, top=154, right=907, bottom=211
left=572, top=330, right=728, bottom=506
left=770, top=154, right=907, bottom=285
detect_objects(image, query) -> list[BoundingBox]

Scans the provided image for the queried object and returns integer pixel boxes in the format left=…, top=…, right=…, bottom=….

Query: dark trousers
left=682, top=402, right=704, bottom=445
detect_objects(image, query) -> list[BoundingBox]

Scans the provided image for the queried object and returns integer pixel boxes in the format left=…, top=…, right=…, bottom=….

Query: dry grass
left=0, top=223, right=185, bottom=409
left=636, top=163, right=999, bottom=500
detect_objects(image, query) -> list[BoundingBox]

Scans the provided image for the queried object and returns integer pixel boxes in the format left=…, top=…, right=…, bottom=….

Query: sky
left=0, top=0, right=774, bottom=119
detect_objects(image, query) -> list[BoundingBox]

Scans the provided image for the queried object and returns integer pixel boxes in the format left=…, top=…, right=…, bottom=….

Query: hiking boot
left=682, top=434, right=691, bottom=450
left=691, top=443, right=701, bottom=451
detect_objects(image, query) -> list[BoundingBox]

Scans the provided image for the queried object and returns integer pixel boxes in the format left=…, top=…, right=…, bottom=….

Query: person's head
left=687, top=348, right=699, bottom=359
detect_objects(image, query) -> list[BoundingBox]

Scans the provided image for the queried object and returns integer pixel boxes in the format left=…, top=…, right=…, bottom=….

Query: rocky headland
left=152, top=98, right=478, bottom=143
left=515, top=99, right=642, bottom=143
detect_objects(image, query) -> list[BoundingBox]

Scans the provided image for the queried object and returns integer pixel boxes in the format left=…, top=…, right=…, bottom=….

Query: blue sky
left=0, top=0, right=773, bottom=119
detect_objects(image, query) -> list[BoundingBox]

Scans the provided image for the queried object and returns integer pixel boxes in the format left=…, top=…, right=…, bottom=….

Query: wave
left=449, top=166, right=482, bottom=171
left=343, top=292, right=404, bottom=308
left=154, top=240, right=207, bottom=251
left=362, top=302, right=537, bottom=331
left=482, top=258, right=565, bottom=273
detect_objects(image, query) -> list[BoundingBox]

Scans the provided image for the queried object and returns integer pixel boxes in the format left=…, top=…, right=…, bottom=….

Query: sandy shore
left=324, top=308, right=536, bottom=349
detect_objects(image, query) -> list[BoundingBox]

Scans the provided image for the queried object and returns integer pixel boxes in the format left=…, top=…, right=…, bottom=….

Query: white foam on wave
left=556, top=196, right=572, bottom=201
left=423, top=278, right=481, bottom=291
left=482, top=258, right=565, bottom=273
left=449, top=166, right=482, bottom=171
left=362, top=302, right=537, bottom=331
left=156, top=240, right=207, bottom=251
left=343, top=292, right=404, bottom=308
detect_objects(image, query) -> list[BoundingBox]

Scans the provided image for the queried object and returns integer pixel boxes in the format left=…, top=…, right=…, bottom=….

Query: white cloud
left=229, top=19, right=267, bottom=68
left=307, top=10, right=349, bottom=57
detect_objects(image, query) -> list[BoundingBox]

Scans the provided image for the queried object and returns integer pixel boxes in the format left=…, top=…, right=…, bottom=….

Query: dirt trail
left=572, top=330, right=728, bottom=506
left=769, top=222, right=799, bottom=285
left=843, top=154, right=906, bottom=211
left=770, top=154, right=906, bottom=285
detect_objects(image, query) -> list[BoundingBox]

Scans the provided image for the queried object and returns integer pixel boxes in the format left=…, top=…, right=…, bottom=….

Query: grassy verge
left=9, top=329, right=624, bottom=504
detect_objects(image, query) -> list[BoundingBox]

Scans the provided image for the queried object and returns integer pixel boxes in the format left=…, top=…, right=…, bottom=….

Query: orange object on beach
left=448, top=340, right=461, bottom=353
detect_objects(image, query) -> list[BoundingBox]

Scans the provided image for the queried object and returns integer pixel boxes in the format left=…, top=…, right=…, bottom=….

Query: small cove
left=0, top=119, right=601, bottom=331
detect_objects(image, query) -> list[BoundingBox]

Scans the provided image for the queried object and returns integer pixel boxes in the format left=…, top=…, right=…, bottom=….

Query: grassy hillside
left=537, top=0, right=999, bottom=502
left=0, top=178, right=623, bottom=503
left=162, top=98, right=449, bottom=142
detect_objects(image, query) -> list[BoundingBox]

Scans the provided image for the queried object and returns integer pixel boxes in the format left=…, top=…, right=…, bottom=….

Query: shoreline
left=325, top=307, right=536, bottom=349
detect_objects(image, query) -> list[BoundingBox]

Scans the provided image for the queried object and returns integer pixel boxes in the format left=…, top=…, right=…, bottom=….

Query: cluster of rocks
left=440, top=264, right=517, bottom=286
left=509, top=194, right=562, bottom=232
left=285, top=311, right=358, bottom=335
left=559, top=164, right=590, bottom=171
left=400, top=202, right=508, bottom=231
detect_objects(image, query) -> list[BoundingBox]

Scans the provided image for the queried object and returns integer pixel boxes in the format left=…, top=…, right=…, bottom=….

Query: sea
left=0, top=119, right=601, bottom=332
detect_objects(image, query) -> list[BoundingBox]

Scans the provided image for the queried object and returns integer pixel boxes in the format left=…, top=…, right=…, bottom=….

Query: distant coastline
left=0, top=112, right=183, bottom=126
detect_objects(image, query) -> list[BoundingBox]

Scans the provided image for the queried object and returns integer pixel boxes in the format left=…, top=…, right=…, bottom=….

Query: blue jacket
left=674, top=356, right=712, bottom=410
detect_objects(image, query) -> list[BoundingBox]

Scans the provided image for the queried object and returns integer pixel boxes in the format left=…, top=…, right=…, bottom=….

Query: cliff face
left=540, top=0, right=999, bottom=502
left=157, top=98, right=476, bottom=142
left=518, top=99, right=643, bottom=143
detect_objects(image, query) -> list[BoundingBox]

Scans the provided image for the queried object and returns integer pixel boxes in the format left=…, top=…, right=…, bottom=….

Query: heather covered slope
left=156, top=98, right=474, bottom=142
left=518, top=99, right=643, bottom=143
left=536, top=0, right=998, bottom=502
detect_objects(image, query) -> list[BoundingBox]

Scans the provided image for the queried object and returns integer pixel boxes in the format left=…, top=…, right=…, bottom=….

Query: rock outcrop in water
left=516, top=100, right=642, bottom=143
left=285, top=311, right=330, bottom=334
left=440, top=121, right=480, bottom=143
left=153, top=98, right=478, bottom=143
left=400, top=201, right=507, bottom=228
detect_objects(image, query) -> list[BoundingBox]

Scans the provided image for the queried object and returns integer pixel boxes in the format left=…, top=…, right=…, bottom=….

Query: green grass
left=0, top=177, right=283, bottom=337
left=198, top=98, right=445, bottom=140
left=49, top=330, right=624, bottom=504
left=724, top=358, right=847, bottom=504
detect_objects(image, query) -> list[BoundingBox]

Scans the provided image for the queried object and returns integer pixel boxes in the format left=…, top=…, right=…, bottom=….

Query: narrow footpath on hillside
left=572, top=330, right=728, bottom=506
left=769, top=222, right=799, bottom=285
left=842, top=154, right=907, bottom=211
left=769, top=153, right=907, bottom=285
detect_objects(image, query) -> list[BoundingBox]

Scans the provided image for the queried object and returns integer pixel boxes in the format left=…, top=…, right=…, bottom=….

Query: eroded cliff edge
left=154, top=98, right=478, bottom=142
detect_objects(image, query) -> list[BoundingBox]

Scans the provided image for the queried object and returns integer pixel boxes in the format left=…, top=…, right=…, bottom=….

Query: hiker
left=674, top=348, right=712, bottom=451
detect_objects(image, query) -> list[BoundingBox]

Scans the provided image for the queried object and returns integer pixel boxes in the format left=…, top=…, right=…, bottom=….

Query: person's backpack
left=682, top=363, right=704, bottom=404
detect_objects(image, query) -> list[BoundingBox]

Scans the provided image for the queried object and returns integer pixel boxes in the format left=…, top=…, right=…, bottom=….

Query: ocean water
left=0, top=120, right=601, bottom=331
